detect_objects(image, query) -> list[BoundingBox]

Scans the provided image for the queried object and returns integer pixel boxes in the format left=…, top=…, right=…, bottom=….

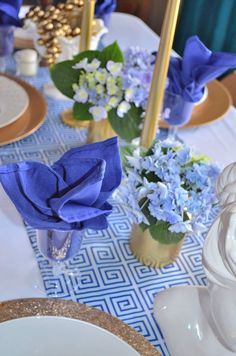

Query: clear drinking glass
left=162, top=90, right=194, bottom=141
left=37, top=229, right=84, bottom=296
left=0, top=26, right=14, bottom=72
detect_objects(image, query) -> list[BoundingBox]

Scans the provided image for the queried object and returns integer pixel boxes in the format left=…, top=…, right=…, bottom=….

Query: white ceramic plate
left=0, top=316, right=139, bottom=356
left=0, top=76, right=29, bottom=128
left=154, top=286, right=235, bottom=356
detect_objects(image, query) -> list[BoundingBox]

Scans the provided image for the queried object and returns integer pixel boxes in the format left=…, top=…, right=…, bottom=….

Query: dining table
left=0, top=11, right=236, bottom=356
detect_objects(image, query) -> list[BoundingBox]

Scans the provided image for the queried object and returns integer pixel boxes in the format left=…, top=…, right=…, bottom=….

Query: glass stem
left=0, top=56, right=6, bottom=72
left=168, top=126, right=178, bottom=142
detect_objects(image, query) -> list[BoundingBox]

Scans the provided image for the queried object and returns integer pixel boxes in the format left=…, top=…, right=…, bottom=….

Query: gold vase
left=87, top=119, right=116, bottom=143
left=130, top=224, right=184, bottom=268
left=61, top=109, right=90, bottom=129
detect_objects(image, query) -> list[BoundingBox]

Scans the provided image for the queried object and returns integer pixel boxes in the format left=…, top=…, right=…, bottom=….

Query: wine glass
left=37, top=229, right=84, bottom=297
left=0, top=26, right=14, bottom=72
left=162, top=90, right=194, bottom=142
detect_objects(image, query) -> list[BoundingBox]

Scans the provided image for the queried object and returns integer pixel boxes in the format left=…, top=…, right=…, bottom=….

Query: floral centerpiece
left=118, top=139, right=220, bottom=267
left=51, top=42, right=155, bottom=142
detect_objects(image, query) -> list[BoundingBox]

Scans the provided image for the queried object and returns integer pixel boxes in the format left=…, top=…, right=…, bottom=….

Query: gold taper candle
left=79, top=0, right=95, bottom=52
left=141, top=0, right=181, bottom=148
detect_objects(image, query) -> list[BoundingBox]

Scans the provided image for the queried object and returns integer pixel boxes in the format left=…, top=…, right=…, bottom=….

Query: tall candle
left=141, top=0, right=181, bottom=148
left=79, top=0, right=96, bottom=52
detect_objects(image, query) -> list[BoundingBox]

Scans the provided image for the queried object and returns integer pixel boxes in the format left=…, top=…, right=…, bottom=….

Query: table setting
left=1, top=1, right=236, bottom=355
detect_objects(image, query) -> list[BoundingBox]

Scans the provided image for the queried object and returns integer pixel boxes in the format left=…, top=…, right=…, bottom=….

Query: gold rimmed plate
left=159, top=80, right=232, bottom=129
left=0, top=298, right=160, bottom=356
left=0, top=74, right=47, bottom=146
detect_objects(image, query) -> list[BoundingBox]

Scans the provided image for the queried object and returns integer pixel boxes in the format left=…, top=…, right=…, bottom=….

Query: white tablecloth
left=0, top=12, right=235, bottom=302
left=179, top=106, right=236, bottom=168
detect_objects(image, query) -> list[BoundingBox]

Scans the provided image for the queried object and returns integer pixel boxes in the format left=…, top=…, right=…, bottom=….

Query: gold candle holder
left=80, top=0, right=96, bottom=52
left=130, top=0, right=182, bottom=268
left=130, top=225, right=184, bottom=268
left=141, top=0, right=181, bottom=149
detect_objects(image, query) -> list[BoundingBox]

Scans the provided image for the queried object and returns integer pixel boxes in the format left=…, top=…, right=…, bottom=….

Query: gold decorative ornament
left=24, top=0, right=86, bottom=65
left=48, top=6, right=56, bottom=12
left=45, top=22, right=54, bottom=30
left=37, top=27, right=45, bottom=35
left=72, top=27, right=81, bottom=36
left=37, top=38, right=44, bottom=46
left=31, top=16, right=38, bottom=22
left=65, top=3, right=74, bottom=11
left=38, top=10, right=45, bottom=18
left=57, top=3, right=65, bottom=10
left=33, top=6, right=41, bottom=13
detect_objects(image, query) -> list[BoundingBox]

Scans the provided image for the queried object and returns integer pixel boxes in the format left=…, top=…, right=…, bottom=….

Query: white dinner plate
left=0, top=76, right=29, bottom=128
left=0, top=316, right=139, bottom=356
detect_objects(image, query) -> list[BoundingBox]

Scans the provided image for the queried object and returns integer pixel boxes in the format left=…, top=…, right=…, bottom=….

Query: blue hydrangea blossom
left=118, top=140, right=220, bottom=236
left=72, top=47, right=156, bottom=121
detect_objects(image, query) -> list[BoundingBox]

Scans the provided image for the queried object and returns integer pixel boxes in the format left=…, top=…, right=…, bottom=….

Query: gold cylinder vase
left=61, top=109, right=90, bottom=129
left=130, top=224, right=184, bottom=268
left=87, top=119, right=116, bottom=143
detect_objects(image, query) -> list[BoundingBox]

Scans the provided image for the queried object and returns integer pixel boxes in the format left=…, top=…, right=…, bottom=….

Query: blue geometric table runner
left=0, top=66, right=210, bottom=356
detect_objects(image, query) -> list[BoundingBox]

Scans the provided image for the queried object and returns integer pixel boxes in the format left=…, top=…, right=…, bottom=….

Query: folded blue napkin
left=0, top=137, right=122, bottom=231
left=0, top=0, right=22, bottom=27
left=95, top=0, right=116, bottom=25
left=167, top=36, right=236, bottom=102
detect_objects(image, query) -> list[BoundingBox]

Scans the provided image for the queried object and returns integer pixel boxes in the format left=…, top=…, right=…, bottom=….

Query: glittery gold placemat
left=0, top=298, right=160, bottom=356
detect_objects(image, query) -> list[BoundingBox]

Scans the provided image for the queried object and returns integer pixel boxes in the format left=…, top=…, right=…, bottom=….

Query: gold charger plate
left=159, top=80, right=232, bottom=129
left=0, top=298, right=160, bottom=356
left=0, top=74, right=47, bottom=146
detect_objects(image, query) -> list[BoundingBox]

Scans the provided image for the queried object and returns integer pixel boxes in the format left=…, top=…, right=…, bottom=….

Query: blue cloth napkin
left=95, top=0, right=116, bottom=26
left=0, top=137, right=122, bottom=231
left=0, top=0, right=22, bottom=27
left=167, top=36, right=236, bottom=102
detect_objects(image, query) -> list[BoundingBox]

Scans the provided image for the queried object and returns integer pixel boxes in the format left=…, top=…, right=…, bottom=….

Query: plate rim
left=0, top=298, right=160, bottom=356
left=0, top=74, right=47, bottom=146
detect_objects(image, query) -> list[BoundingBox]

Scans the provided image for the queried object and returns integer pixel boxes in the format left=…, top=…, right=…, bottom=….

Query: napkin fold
left=0, top=0, right=22, bottom=27
left=95, top=0, right=116, bottom=25
left=0, top=137, right=122, bottom=231
left=168, top=36, right=236, bottom=102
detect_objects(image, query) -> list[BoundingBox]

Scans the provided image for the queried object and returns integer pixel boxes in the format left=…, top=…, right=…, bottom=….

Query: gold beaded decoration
left=25, top=0, right=85, bottom=66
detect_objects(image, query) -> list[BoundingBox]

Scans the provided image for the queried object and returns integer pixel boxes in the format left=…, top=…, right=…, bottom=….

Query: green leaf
left=140, top=199, right=156, bottom=226
left=73, top=102, right=93, bottom=120
left=100, top=42, right=124, bottom=67
left=73, top=50, right=101, bottom=63
left=140, top=222, right=149, bottom=232
left=108, top=104, right=142, bottom=142
left=149, top=221, right=184, bottom=245
left=50, top=60, right=80, bottom=98
left=143, top=171, right=160, bottom=183
left=120, top=143, right=136, bottom=168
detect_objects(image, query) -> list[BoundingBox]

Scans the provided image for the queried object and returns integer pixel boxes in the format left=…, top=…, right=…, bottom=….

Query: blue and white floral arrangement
left=51, top=42, right=155, bottom=142
left=119, top=139, right=220, bottom=244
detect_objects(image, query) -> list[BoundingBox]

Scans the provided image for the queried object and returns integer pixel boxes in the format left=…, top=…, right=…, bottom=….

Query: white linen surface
left=0, top=186, right=45, bottom=300
left=103, top=12, right=160, bottom=51
left=179, top=106, right=236, bottom=168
